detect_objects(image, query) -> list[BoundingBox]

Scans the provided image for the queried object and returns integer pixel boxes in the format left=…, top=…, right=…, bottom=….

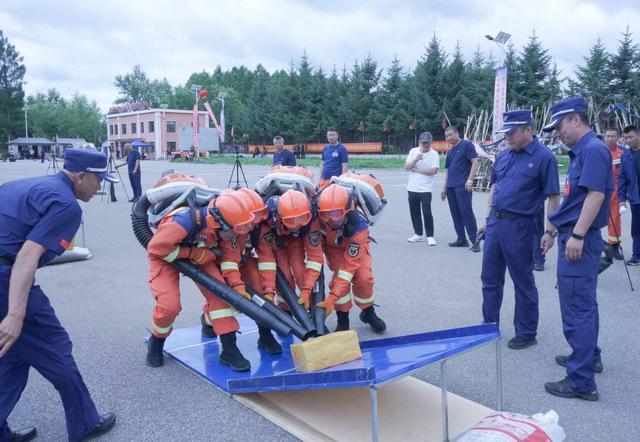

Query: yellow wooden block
left=290, top=330, right=362, bottom=373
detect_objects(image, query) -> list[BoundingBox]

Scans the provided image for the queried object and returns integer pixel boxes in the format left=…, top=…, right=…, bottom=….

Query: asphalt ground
left=1, top=158, right=639, bottom=441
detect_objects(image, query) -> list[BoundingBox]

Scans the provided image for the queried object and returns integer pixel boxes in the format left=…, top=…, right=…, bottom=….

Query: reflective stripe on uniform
left=275, top=295, right=286, bottom=305
left=335, top=294, right=352, bottom=305
left=353, top=294, right=374, bottom=304
left=152, top=322, right=173, bottom=334
left=220, top=261, right=239, bottom=271
left=613, top=159, right=621, bottom=165
left=258, top=262, right=277, bottom=271
left=164, top=246, right=181, bottom=263
left=337, top=270, right=353, bottom=282
left=305, top=261, right=322, bottom=272
left=208, top=308, right=237, bottom=320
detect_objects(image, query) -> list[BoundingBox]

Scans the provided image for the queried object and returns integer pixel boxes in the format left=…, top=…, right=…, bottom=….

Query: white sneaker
left=408, top=234, right=426, bottom=243
left=427, top=237, right=437, bottom=246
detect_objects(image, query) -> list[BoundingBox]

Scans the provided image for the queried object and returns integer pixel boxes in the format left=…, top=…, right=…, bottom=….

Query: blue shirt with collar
left=0, top=172, right=82, bottom=267
left=445, top=139, right=478, bottom=188
left=127, top=148, right=141, bottom=173
left=490, top=137, right=560, bottom=216
left=273, top=148, right=297, bottom=167
left=618, top=147, right=640, bottom=205
left=548, top=132, right=613, bottom=229
left=321, top=143, right=348, bottom=179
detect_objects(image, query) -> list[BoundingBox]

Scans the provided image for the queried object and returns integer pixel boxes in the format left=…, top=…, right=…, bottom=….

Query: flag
left=192, top=102, right=199, bottom=153
left=220, top=103, right=226, bottom=143
left=230, top=126, right=235, bottom=138
left=408, top=122, right=416, bottom=130
left=357, top=120, right=365, bottom=132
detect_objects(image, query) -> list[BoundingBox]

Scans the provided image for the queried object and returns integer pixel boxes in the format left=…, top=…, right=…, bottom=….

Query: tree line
left=1, top=28, right=639, bottom=149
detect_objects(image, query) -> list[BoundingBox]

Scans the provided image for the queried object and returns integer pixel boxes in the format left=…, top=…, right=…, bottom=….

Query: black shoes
left=555, top=354, right=603, bottom=373
left=448, top=239, right=469, bottom=247
left=534, top=262, right=545, bottom=271
left=359, top=306, right=387, bottom=334
left=335, top=311, right=350, bottom=332
left=146, top=335, right=166, bottom=367
left=9, top=427, right=37, bottom=442
left=611, top=244, right=623, bottom=260
left=219, top=332, right=251, bottom=371
left=201, top=313, right=217, bottom=338
left=257, top=325, right=282, bottom=355
left=626, top=256, right=640, bottom=266
left=470, top=242, right=481, bottom=253
left=77, top=413, right=117, bottom=441
left=507, top=336, right=537, bottom=350
left=544, top=377, right=599, bottom=401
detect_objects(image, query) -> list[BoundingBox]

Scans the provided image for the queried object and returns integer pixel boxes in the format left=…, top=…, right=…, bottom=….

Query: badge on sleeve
left=309, top=232, right=320, bottom=246
left=231, top=237, right=238, bottom=249
left=264, top=232, right=273, bottom=246
left=347, top=242, right=360, bottom=257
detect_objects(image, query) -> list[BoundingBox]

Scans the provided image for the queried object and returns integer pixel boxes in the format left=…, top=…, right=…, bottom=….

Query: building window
left=149, top=121, right=155, bottom=133
left=140, top=122, right=145, bottom=133
left=167, top=121, right=176, bottom=133
left=131, top=122, right=136, bottom=134
left=114, top=124, right=118, bottom=135
left=109, top=125, right=113, bottom=135
left=121, top=124, right=127, bottom=135
left=167, top=141, right=176, bottom=152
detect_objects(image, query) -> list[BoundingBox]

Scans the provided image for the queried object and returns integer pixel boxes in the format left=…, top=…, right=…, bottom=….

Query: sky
left=1, top=0, right=639, bottom=113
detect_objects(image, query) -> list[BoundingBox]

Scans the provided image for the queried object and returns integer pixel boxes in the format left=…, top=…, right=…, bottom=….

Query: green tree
left=114, top=65, right=153, bottom=104
left=609, top=26, right=639, bottom=101
left=512, top=31, right=554, bottom=109
left=567, top=37, right=611, bottom=107
left=413, top=33, right=447, bottom=133
left=0, top=30, right=26, bottom=141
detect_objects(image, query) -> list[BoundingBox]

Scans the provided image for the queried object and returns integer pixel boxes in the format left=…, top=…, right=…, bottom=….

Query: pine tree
left=0, top=30, right=26, bottom=141
left=568, top=37, right=611, bottom=106
left=513, top=31, right=553, bottom=109
left=414, top=33, right=447, bottom=133
left=610, top=26, right=639, bottom=102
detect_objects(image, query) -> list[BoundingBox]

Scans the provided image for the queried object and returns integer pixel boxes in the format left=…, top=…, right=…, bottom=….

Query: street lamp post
left=22, top=104, right=29, bottom=138
left=485, top=31, right=511, bottom=67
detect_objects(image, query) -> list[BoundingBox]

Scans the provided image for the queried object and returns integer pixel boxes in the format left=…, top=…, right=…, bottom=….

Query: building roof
left=107, top=109, right=208, bottom=118
left=56, top=137, right=87, bottom=144
left=9, top=137, right=56, bottom=145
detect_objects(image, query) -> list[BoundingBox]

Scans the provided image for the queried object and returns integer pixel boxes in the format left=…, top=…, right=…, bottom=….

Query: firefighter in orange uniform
left=145, top=188, right=255, bottom=371
left=214, top=188, right=282, bottom=354
left=264, top=189, right=324, bottom=311
left=316, top=184, right=386, bottom=333
left=604, top=127, right=624, bottom=259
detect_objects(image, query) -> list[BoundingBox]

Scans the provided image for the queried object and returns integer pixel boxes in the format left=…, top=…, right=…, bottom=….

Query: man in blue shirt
left=0, top=148, right=117, bottom=441
left=272, top=135, right=296, bottom=167
left=319, top=127, right=349, bottom=189
left=478, top=110, right=560, bottom=350
left=441, top=126, right=480, bottom=251
left=122, top=143, right=142, bottom=202
left=542, top=97, right=613, bottom=401
left=617, top=125, right=640, bottom=265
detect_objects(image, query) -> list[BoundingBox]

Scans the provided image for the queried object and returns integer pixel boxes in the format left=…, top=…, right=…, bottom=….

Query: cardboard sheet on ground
left=237, top=377, right=494, bottom=441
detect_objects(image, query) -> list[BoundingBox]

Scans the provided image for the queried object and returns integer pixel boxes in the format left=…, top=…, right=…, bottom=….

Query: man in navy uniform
left=121, top=142, right=142, bottom=202
left=0, top=148, right=117, bottom=441
left=319, top=127, right=349, bottom=189
left=441, top=126, right=481, bottom=251
left=272, top=135, right=296, bottom=167
left=542, top=97, right=613, bottom=401
left=479, top=110, right=560, bottom=350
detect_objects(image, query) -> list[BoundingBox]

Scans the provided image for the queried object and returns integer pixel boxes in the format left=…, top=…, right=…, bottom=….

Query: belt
left=0, top=256, right=14, bottom=266
left=492, top=210, right=531, bottom=219
left=557, top=225, right=600, bottom=234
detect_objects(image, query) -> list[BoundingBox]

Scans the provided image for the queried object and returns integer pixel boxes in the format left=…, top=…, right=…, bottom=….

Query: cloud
left=2, top=0, right=639, bottom=112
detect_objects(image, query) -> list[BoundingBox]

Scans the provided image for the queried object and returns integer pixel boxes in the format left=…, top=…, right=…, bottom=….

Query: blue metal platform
left=164, top=316, right=500, bottom=394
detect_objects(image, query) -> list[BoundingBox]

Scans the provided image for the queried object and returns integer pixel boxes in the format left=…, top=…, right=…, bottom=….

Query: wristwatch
left=571, top=232, right=585, bottom=240
left=544, top=230, right=558, bottom=238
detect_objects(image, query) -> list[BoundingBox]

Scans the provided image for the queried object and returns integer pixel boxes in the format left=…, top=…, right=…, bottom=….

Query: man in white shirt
left=404, top=132, right=440, bottom=245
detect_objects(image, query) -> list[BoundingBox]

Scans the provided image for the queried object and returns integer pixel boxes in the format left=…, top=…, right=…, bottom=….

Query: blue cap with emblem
left=542, top=96, right=587, bottom=132
left=497, top=109, right=532, bottom=134
left=63, top=148, right=119, bottom=182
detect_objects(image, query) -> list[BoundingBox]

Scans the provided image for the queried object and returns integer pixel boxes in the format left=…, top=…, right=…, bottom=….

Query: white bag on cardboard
left=455, top=410, right=565, bottom=442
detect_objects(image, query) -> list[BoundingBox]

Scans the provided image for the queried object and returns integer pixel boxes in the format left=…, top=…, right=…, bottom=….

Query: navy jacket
left=617, top=148, right=640, bottom=205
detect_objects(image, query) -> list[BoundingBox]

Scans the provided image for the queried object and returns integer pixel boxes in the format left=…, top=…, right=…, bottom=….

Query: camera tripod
left=101, top=154, right=130, bottom=202
left=227, top=147, right=248, bottom=189
left=46, top=152, right=61, bottom=175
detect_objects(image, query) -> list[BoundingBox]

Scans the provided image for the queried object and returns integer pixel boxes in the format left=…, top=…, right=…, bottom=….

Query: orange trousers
left=608, top=192, right=621, bottom=244
left=148, top=257, right=239, bottom=338
left=325, top=247, right=375, bottom=312
left=273, top=243, right=307, bottom=310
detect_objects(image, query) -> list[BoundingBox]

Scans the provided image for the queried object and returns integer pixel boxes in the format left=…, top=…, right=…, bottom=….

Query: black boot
left=257, top=325, right=282, bottom=354
left=359, top=306, right=387, bottom=334
left=146, top=335, right=165, bottom=367
left=201, top=313, right=217, bottom=338
left=335, top=311, right=350, bottom=332
left=9, top=427, right=37, bottom=442
left=219, top=332, right=251, bottom=371
left=612, top=243, right=624, bottom=261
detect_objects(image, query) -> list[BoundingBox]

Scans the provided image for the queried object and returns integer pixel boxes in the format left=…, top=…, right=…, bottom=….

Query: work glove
left=237, top=289, right=252, bottom=301
left=263, top=291, right=275, bottom=303
left=297, top=289, right=312, bottom=310
left=191, top=248, right=216, bottom=265
left=316, top=293, right=339, bottom=317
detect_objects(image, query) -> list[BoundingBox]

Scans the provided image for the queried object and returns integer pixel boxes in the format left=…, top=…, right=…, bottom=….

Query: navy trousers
left=129, top=172, right=142, bottom=199
left=533, top=204, right=545, bottom=265
left=557, top=230, right=602, bottom=393
left=481, top=215, right=539, bottom=339
left=630, top=204, right=640, bottom=259
left=446, top=187, right=477, bottom=242
left=0, top=273, right=100, bottom=441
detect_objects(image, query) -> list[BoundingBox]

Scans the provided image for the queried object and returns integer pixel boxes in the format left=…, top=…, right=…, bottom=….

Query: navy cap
left=542, top=97, right=587, bottom=132
left=418, top=131, right=433, bottom=142
left=64, top=148, right=119, bottom=183
left=497, top=109, right=532, bottom=134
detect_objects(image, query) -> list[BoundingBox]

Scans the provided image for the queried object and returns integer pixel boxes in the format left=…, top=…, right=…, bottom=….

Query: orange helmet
left=236, top=188, right=268, bottom=224
left=278, top=189, right=312, bottom=230
left=207, top=192, right=255, bottom=235
left=269, top=165, right=314, bottom=180
left=318, top=184, right=353, bottom=223
left=152, top=172, right=209, bottom=188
